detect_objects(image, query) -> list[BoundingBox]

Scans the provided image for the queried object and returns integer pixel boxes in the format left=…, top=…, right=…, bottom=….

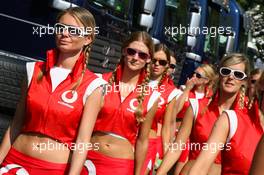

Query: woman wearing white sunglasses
left=188, top=53, right=263, bottom=175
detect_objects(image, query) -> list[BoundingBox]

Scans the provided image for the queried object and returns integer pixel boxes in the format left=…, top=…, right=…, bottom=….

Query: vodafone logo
left=127, top=98, right=138, bottom=113
left=61, top=90, right=78, bottom=104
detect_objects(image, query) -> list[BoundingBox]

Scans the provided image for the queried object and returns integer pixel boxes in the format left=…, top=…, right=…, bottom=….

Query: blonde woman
left=156, top=64, right=219, bottom=175
left=0, top=7, right=105, bottom=175
left=189, top=54, right=263, bottom=175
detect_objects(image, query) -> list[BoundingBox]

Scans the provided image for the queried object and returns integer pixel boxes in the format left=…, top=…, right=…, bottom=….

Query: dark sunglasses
left=151, top=59, right=168, bottom=66
left=193, top=72, right=207, bottom=79
left=169, top=64, right=176, bottom=69
left=125, top=47, right=150, bottom=60
left=251, top=79, right=257, bottom=84
left=54, top=23, right=88, bottom=37
left=219, top=67, right=247, bottom=80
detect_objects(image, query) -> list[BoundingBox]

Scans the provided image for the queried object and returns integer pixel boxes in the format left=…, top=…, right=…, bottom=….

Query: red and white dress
left=188, top=94, right=221, bottom=164
left=141, top=77, right=182, bottom=174
left=222, top=109, right=262, bottom=174
left=83, top=65, right=160, bottom=175
left=0, top=49, right=106, bottom=175
left=176, top=89, right=209, bottom=163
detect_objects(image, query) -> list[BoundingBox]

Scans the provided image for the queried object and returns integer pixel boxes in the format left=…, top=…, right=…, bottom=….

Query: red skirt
left=0, top=147, right=69, bottom=175
left=82, top=150, right=134, bottom=175
left=141, top=138, right=158, bottom=175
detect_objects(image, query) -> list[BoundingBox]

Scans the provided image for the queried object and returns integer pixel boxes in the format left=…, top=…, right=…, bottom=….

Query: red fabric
left=82, top=150, right=134, bottom=175
left=156, top=136, right=163, bottom=159
left=222, top=109, right=263, bottom=175
left=248, top=98, right=263, bottom=133
left=176, top=90, right=196, bottom=119
left=94, top=65, right=157, bottom=146
left=22, top=49, right=100, bottom=146
left=141, top=138, right=158, bottom=175
left=151, top=77, right=177, bottom=131
left=1, top=147, right=70, bottom=175
left=189, top=95, right=221, bottom=164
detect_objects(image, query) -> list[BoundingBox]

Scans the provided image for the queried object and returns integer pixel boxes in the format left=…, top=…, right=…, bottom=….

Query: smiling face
left=220, top=62, right=246, bottom=94
left=123, top=40, right=151, bottom=71
left=55, top=13, right=92, bottom=53
left=151, top=50, right=169, bottom=78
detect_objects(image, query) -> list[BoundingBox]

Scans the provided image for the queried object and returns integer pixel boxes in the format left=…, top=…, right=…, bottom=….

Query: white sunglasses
left=219, top=67, right=247, bottom=80
left=54, top=23, right=88, bottom=37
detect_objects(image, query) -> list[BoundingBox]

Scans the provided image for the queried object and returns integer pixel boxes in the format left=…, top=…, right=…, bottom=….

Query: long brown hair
left=108, top=31, right=154, bottom=123
left=153, top=43, right=171, bottom=86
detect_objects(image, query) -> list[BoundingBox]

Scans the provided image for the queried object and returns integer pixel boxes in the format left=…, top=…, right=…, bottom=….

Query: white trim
left=26, top=62, right=36, bottom=87
left=147, top=159, right=153, bottom=170
left=50, top=67, right=71, bottom=92
left=189, top=98, right=199, bottom=120
left=95, top=73, right=102, bottom=78
left=147, top=90, right=161, bottom=112
left=83, top=78, right=108, bottom=105
left=0, top=164, right=29, bottom=175
left=84, top=160, right=96, bottom=175
left=168, top=88, right=183, bottom=102
left=224, top=110, right=238, bottom=143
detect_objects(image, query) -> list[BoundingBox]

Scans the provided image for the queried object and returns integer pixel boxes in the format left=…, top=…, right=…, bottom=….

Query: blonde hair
left=108, top=31, right=154, bottom=123
left=38, top=7, right=96, bottom=91
left=220, top=53, right=250, bottom=109
left=199, top=64, right=218, bottom=97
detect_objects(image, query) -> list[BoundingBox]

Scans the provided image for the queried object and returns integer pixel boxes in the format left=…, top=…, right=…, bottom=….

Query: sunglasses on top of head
left=193, top=72, right=207, bottom=79
left=54, top=23, right=88, bottom=37
left=125, top=47, right=150, bottom=60
left=151, top=58, right=168, bottom=66
left=219, top=67, right=247, bottom=80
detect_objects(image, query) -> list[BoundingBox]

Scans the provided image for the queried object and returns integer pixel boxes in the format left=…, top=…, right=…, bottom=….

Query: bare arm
left=162, top=98, right=176, bottom=154
left=250, top=135, right=264, bottom=175
left=134, top=101, right=158, bottom=175
left=174, top=78, right=194, bottom=115
left=0, top=79, right=27, bottom=164
left=68, top=87, right=102, bottom=175
left=188, top=113, right=229, bottom=175
left=156, top=106, right=194, bottom=175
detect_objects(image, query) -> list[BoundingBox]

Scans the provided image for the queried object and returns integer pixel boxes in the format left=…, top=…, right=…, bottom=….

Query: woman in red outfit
left=156, top=64, right=219, bottom=175
left=141, top=44, right=181, bottom=175
left=188, top=53, right=263, bottom=175
left=82, top=31, right=160, bottom=175
left=172, top=64, right=217, bottom=175
left=0, top=7, right=105, bottom=175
